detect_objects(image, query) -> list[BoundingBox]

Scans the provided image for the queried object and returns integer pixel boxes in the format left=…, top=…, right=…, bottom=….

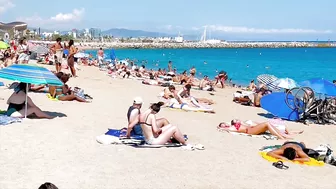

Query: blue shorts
left=131, top=124, right=143, bottom=136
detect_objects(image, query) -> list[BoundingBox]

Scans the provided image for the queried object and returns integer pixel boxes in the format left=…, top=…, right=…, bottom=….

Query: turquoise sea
left=85, top=48, right=336, bottom=85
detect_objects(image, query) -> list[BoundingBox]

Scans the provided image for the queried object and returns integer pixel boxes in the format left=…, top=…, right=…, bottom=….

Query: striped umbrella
left=0, top=64, right=63, bottom=118
left=30, top=45, right=49, bottom=54
left=257, top=74, right=280, bottom=90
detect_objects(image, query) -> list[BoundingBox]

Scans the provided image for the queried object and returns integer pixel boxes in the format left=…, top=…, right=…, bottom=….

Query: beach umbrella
left=30, top=45, right=49, bottom=54
left=110, top=49, right=116, bottom=60
left=0, top=41, right=10, bottom=49
left=74, top=52, right=89, bottom=58
left=257, top=74, right=280, bottom=90
left=260, top=92, right=304, bottom=121
left=300, top=78, right=336, bottom=96
left=0, top=64, right=63, bottom=118
left=271, top=78, right=299, bottom=89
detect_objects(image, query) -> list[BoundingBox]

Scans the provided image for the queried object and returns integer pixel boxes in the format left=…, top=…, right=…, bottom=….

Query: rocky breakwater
left=78, top=41, right=336, bottom=49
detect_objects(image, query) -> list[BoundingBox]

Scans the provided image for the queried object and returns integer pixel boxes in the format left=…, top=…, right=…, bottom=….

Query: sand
left=0, top=65, right=336, bottom=189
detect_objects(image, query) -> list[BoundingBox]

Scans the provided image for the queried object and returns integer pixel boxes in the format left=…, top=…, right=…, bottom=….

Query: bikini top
left=139, top=113, right=153, bottom=127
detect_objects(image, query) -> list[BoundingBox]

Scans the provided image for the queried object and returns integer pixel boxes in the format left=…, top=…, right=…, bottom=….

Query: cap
left=133, top=97, right=143, bottom=104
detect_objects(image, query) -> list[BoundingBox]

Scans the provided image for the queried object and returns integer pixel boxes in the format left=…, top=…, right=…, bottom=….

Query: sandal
left=272, top=161, right=289, bottom=170
left=195, top=144, right=205, bottom=150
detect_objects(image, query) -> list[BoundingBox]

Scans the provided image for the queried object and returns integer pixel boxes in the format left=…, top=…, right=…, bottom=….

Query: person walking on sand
left=97, top=47, right=104, bottom=68
left=50, top=37, right=63, bottom=73
left=67, top=40, right=78, bottom=77
left=168, top=60, right=173, bottom=72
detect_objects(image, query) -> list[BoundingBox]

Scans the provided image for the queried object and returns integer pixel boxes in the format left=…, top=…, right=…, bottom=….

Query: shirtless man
left=199, top=75, right=214, bottom=91
left=50, top=38, right=63, bottom=73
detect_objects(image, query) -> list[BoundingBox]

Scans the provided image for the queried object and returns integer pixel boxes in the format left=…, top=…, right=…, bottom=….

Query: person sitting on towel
left=6, top=82, right=53, bottom=119
left=267, top=141, right=310, bottom=162
left=163, top=85, right=176, bottom=99
left=126, top=97, right=170, bottom=137
left=133, top=101, right=189, bottom=145
left=126, top=97, right=144, bottom=137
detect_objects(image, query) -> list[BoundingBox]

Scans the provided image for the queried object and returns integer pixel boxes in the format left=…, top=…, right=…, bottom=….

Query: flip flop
left=195, top=144, right=205, bottom=150
left=272, top=161, right=289, bottom=170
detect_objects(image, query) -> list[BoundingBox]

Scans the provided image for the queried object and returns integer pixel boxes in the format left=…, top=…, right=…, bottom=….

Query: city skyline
left=1, top=0, right=335, bottom=40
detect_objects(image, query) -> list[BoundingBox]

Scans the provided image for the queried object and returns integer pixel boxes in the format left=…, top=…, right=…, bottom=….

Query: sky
left=0, top=0, right=335, bottom=40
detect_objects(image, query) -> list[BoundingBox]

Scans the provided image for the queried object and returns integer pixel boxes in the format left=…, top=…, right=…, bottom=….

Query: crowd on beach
left=1, top=37, right=336, bottom=188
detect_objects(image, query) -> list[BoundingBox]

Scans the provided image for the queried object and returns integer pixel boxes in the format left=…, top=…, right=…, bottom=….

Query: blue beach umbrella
left=110, top=49, right=116, bottom=60
left=260, top=92, right=304, bottom=121
left=300, top=78, right=336, bottom=96
left=0, top=64, right=63, bottom=118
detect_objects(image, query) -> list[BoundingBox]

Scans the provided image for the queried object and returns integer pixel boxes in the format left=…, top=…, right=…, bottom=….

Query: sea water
left=85, top=48, right=336, bottom=86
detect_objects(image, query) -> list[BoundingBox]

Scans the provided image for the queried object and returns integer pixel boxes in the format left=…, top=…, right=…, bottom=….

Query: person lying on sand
left=267, top=141, right=310, bottom=162
left=131, top=101, right=190, bottom=146
left=49, top=72, right=88, bottom=102
left=217, top=119, right=302, bottom=139
left=178, top=84, right=214, bottom=105
left=6, top=82, right=53, bottom=119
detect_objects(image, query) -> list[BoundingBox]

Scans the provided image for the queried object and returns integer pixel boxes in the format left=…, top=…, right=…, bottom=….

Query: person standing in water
left=50, top=37, right=63, bottom=73
left=67, top=40, right=78, bottom=77
left=168, top=60, right=173, bottom=72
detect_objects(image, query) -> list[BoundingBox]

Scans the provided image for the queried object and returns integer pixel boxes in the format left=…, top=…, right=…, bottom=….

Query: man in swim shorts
left=126, top=97, right=143, bottom=137
left=50, top=37, right=63, bottom=73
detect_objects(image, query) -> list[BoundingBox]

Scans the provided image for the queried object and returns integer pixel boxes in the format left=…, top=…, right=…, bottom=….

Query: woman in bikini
left=49, top=72, right=87, bottom=102
left=67, top=40, right=77, bottom=77
left=6, top=82, right=53, bottom=119
left=267, top=141, right=310, bottom=162
left=217, top=119, right=296, bottom=139
left=133, top=101, right=188, bottom=145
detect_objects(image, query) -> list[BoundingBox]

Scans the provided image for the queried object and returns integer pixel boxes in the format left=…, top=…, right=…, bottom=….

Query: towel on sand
left=259, top=146, right=324, bottom=166
left=0, top=115, right=22, bottom=126
left=97, top=129, right=187, bottom=148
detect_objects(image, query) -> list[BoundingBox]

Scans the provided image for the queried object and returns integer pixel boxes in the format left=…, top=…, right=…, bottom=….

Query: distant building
left=89, top=28, right=101, bottom=39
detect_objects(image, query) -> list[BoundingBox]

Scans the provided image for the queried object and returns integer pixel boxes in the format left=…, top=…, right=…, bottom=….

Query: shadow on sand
left=257, top=113, right=275, bottom=119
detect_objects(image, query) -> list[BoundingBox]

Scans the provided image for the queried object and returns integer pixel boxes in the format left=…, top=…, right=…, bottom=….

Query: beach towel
left=0, top=115, right=22, bottom=126
left=98, top=129, right=188, bottom=148
left=46, top=94, right=59, bottom=101
left=259, top=152, right=324, bottom=166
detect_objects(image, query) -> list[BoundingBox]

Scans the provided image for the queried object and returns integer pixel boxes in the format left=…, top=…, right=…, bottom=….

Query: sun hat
left=133, top=97, right=143, bottom=104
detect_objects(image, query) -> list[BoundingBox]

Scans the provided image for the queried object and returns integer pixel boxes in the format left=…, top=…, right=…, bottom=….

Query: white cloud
left=192, top=25, right=333, bottom=34
left=50, top=8, right=85, bottom=22
left=0, top=0, right=15, bottom=14
left=17, top=8, right=85, bottom=27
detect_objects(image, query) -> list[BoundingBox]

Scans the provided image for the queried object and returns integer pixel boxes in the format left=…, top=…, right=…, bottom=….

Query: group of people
left=0, top=37, right=30, bottom=67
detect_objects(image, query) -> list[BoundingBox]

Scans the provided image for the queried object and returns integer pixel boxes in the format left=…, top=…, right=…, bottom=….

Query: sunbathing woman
left=6, top=82, right=53, bottom=119
left=267, top=141, right=310, bottom=162
left=217, top=119, right=299, bottom=139
left=49, top=72, right=87, bottom=102
left=133, top=101, right=189, bottom=146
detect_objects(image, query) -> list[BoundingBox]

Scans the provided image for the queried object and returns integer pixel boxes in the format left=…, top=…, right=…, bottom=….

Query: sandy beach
left=0, top=65, right=336, bottom=189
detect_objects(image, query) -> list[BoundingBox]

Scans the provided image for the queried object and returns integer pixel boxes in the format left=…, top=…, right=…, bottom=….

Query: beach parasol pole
left=25, top=84, right=28, bottom=118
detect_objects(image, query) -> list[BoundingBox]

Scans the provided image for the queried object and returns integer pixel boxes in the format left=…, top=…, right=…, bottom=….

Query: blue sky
left=1, top=0, right=335, bottom=40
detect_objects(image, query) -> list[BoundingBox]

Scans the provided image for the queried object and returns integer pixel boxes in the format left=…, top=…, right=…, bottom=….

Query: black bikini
left=139, top=114, right=153, bottom=127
